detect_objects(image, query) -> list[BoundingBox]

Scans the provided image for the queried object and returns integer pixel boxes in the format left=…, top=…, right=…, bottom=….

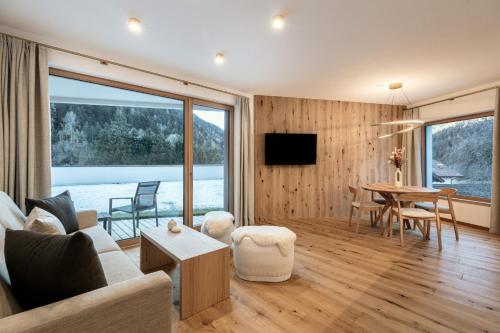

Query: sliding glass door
left=192, top=104, right=231, bottom=227
left=49, top=69, right=233, bottom=241
left=49, top=73, right=185, bottom=240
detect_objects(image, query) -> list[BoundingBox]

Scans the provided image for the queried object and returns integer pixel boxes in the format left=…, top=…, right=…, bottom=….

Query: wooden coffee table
left=140, top=225, right=230, bottom=319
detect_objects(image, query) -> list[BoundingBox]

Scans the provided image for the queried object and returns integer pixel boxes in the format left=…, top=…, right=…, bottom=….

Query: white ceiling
left=1, top=0, right=500, bottom=104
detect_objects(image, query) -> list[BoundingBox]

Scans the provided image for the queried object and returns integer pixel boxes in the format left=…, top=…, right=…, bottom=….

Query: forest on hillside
left=51, top=103, right=224, bottom=166
left=432, top=116, right=493, bottom=182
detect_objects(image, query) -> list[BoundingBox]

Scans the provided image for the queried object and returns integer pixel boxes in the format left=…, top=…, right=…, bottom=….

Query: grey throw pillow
left=5, top=229, right=107, bottom=310
left=25, top=191, right=79, bottom=233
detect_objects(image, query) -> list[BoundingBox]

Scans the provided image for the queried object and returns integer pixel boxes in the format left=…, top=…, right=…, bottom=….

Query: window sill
left=449, top=197, right=491, bottom=207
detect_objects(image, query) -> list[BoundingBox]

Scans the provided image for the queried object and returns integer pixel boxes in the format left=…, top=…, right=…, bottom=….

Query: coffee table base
left=140, top=235, right=230, bottom=319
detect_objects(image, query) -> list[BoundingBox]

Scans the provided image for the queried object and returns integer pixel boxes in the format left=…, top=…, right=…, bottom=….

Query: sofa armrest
left=76, top=210, right=98, bottom=229
left=0, top=271, right=172, bottom=333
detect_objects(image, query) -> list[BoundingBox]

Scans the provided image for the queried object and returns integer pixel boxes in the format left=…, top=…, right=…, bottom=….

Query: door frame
left=48, top=68, right=234, bottom=235
left=191, top=99, right=235, bottom=217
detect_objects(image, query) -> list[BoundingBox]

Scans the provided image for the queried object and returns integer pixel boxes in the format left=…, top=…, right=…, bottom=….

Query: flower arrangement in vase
left=387, top=147, right=405, bottom=187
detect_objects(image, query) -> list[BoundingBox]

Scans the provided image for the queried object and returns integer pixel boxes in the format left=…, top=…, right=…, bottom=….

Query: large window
left=49, top=70, right=233, bottom=241
left=425, top=113, right=494, bottom=200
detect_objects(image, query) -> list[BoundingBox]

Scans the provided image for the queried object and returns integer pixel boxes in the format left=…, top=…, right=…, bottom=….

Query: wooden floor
left=124, top=218, right=500, bottom=332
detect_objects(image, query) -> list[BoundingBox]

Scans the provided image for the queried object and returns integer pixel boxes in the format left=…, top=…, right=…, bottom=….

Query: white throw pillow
left=24, top=207, right=66, bottom=235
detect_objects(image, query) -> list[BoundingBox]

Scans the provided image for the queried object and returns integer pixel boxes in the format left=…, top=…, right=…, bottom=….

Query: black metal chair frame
left=109, top=181, right=161, bottom=238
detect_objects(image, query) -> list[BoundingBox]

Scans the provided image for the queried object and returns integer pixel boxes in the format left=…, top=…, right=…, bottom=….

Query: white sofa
left=0, top=192, right=172, bottom=333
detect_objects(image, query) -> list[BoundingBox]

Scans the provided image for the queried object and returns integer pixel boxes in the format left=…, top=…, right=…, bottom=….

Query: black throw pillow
left=25, top=190, right=79, bottom=233
left=5, top=229, right=108, bottom=310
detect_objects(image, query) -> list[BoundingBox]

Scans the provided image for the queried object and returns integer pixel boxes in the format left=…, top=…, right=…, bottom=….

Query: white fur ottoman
left=231, top=226, right=296, bottom=282
left=201, top=211, right=235, bottom=245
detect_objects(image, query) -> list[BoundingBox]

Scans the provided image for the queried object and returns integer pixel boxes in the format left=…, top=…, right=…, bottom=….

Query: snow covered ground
left=52, top=179, right=224, bottom=214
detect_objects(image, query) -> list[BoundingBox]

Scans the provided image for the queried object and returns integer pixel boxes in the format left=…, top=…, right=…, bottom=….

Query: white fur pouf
left=201, top=211, right=235, bottom=245
left=231, top=226, right=296, bottom=282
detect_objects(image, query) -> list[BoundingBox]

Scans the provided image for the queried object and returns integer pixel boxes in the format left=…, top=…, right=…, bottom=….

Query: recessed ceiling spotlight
left=214, top=53, right=225, bottom=65
left=128, top=17, right=143, bottom=33
left=272, top=15, right=285, bottom=30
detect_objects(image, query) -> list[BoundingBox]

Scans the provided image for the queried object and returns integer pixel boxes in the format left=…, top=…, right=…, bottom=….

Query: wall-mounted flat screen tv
left=265, top=133, right=317, bottom=165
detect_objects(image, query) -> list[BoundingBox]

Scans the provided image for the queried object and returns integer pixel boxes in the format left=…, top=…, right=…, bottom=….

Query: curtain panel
left=402, top=108, right=423, bottom=186
left=236, top=96, right=254, bottom=226
left=0, top=34, right=51, bottom=211
left=490, top=88, right=500, bottom=234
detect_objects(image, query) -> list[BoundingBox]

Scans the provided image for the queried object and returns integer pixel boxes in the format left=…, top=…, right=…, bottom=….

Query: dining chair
left=390, top=192, right=442, bottom=250
left=371, top=191, right=387, bottom=224
left=348, top=185, right=384, bottom=233
left=415, top=188, right=459, bottom=241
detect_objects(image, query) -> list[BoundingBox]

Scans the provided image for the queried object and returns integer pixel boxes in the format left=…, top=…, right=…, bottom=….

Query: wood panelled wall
left=254, top=95, right=405, bottom=222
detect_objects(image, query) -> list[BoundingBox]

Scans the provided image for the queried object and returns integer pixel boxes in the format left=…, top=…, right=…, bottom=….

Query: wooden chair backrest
left=394, top=192, right=441, bottom=217
left=348, top=185, right=358, bottom=202
left=348, top=186, right=357, bottom=195
left=439, top=187, right=457, bottom=197
left=397, top=192, right=440, bottom=204
left=439, top=187, right=457, bottom=212
left=349, top=185, right=368, bottom=203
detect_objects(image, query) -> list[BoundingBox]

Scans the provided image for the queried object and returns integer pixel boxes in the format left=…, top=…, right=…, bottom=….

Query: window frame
left=191, top=100, right=234, bottom=213
left=422, top=111, right=494, bottom=204
left=48, top=67, right=234, bottom=230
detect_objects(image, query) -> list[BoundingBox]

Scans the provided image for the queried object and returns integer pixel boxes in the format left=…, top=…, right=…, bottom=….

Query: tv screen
left=265, top=133, right=317, bottom=165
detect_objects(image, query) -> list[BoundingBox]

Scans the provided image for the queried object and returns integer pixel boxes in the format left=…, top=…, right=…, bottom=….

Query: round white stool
left=232, top=226, right=296, bottom=282
left=201, top=211, right=235, bottom=245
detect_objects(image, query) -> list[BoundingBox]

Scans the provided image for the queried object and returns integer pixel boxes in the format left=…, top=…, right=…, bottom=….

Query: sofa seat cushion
left=98, top=251, right=143, bottom=285
left=0, top=276, right=21, bottom=319
left=75, top=226, right=120, bottom=254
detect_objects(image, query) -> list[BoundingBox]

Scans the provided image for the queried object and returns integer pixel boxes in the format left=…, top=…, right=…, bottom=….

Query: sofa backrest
left=0, top=192, right=26, bottom=229
left=0, top=192, right=25, bottom=318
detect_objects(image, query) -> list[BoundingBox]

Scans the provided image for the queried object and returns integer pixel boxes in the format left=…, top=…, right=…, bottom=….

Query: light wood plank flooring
left=124, top=218, right=500, bottom=332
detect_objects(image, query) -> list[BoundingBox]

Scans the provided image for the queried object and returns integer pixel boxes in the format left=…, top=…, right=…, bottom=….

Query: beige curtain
left=402, top=108, right=422, bottom=186
left=490, top=88, right=500, bottom=234
left=236, top=96, right=254, bottom=226
left=0, top=34, right=51, bottom=212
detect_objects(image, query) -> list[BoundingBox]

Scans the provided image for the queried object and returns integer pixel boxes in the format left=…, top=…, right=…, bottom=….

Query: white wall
left=441, top=199, right=491, bottom=229
left=419, top=89, right=496, bottom=122
left=414, top=84, right=497, bottom=229
left=52, top=165, right=224, bottom=186
left=47, top=50, right=238, bottom=105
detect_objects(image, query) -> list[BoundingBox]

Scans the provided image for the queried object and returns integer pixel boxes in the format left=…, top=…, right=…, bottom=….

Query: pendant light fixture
left=372, top=82, right=423, bottom=139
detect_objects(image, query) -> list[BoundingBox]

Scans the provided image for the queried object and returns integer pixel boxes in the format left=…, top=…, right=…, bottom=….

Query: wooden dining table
left=362, top=183, right=440, bottom=237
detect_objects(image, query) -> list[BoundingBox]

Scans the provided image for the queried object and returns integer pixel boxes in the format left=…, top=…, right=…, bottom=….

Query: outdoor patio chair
left=109, top=181, right=161, bottom=238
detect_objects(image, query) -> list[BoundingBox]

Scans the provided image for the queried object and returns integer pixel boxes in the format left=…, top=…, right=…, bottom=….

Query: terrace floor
left=99, top=216, right=205, bottom=241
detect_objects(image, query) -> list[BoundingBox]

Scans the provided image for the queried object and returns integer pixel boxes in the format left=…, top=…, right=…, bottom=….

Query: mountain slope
left=432, top=116, right=492, bottom=181
left=51, top=103, right=224, bottom=166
